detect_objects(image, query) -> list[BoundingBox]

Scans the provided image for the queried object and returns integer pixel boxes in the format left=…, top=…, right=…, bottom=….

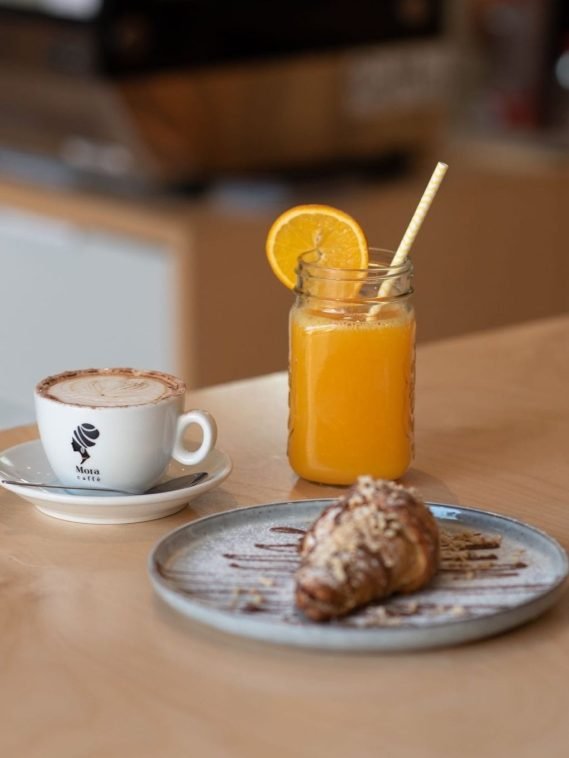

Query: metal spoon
left=1, top=471, right=208, bottom=496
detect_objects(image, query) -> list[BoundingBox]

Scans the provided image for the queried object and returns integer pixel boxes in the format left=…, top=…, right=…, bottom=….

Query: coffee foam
left=37, top=369, right=185, bottom=408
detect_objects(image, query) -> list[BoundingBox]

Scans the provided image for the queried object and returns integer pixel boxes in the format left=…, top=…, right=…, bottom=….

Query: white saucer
left=0, top=439, right=232, bottom=524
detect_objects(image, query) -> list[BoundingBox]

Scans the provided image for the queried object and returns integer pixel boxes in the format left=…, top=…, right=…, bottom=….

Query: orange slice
left=265, top=204, right=368, bottom=289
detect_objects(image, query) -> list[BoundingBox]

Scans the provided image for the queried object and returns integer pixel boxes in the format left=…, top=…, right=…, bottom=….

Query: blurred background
left=0, top=0, right=568, bottom=426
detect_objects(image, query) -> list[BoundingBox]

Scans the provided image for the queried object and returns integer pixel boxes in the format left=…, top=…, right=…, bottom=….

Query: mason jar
left=288, top=249, right=415, bottom=485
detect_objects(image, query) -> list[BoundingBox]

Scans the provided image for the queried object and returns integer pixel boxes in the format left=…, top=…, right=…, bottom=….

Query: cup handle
left=173, top=410, right=217, bottom=466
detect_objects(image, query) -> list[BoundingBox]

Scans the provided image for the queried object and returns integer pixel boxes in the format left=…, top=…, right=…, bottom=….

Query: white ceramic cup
left=34, top=368, right=217, bottom=494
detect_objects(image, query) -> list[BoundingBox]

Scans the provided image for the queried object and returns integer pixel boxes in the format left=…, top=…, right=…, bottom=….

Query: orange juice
left=288, top=304, right=415, bottom=484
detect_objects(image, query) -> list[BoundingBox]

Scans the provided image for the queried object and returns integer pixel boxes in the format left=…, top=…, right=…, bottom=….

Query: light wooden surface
left=1, top=315, right=568, bottom=757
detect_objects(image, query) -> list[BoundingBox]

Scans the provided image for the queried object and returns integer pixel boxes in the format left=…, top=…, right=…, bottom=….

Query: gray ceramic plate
left=148, top=499, right=568, bottom=651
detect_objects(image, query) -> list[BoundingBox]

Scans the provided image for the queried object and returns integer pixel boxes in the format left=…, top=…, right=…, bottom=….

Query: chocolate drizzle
left=270, top=527, right=306, bottom=535
left=154, top=521, right=550, bottom=628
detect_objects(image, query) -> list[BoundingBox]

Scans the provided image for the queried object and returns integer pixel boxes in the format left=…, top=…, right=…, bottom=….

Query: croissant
left=295, top=476, right=439, bottom=621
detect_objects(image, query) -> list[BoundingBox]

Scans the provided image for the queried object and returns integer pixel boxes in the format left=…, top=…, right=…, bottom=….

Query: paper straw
left=378, top=161, right=448, bottom=299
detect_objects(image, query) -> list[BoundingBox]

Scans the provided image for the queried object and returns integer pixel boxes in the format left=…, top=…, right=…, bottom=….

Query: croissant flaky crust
left=295, top=477, right=440, bottom=621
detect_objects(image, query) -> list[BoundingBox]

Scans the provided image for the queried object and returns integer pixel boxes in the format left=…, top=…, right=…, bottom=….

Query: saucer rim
left=0, top=438, right=232, bottom=507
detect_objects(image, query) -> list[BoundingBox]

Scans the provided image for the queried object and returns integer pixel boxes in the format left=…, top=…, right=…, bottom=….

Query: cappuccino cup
left=35, top=368, right=217, bottom=494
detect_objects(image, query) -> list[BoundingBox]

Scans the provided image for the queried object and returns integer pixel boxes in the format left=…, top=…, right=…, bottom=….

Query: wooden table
left=1, top=316, right=568, bottom=757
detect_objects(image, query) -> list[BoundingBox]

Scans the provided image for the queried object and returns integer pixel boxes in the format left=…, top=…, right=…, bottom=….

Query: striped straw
left=378, top=161, right=448, bottom=299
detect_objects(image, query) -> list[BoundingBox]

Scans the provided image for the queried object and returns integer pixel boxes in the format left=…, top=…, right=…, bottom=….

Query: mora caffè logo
left=71, top=423, right=100, bottom=464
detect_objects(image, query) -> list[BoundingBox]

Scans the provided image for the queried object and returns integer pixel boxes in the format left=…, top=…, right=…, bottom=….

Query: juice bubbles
left=288, top=250, right=414, bottom=485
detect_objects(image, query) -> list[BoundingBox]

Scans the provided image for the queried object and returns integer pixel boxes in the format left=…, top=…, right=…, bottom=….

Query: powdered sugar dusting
left=153, top=502, right=562, bottom=631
